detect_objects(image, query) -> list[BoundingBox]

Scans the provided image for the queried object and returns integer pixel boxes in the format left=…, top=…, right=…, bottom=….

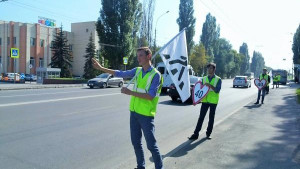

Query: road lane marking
left=0, top=93, right=121, bottom=107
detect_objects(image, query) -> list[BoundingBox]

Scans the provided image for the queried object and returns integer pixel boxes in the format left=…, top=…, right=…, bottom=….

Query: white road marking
left=0, top=93, right=121, bottom=107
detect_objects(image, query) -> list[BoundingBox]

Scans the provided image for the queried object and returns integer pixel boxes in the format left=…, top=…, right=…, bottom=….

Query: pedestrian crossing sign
left=11, top=48, right=19, bottom=58
left=123, top=57, right=128, bottom=65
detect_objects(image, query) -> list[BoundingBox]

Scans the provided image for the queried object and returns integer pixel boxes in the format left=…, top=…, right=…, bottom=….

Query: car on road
left=168, top=76, right=201, bottom=103
left=233, top=76, right=251, bottom=88
left=25, top=74, right=37, bottom=81
left=87, top=73, right=124, bottom=89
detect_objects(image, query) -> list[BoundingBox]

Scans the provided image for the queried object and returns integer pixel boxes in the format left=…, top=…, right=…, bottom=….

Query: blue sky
left=1, top=0, right=299, bottom=71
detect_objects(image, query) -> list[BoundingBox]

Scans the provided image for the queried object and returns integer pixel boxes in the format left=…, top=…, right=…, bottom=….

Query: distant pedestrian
left=254, top=68, right=269, bottom=104
left=92, top=47, right=164, bottom=169
left=189, top=63, right=222, bottom=140
left=266, top=71, right=271, bottom=94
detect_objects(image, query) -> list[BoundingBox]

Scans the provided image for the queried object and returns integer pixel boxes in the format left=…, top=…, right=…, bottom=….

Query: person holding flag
left=92, top=47, right=164, bottom=169
left=189, top=63, right=222, bottom=140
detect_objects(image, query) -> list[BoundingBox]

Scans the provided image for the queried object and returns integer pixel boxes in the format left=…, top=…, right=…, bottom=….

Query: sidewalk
left=0, top=81, right=85, bottom=90
left=161, top=83, right=300, bottom=169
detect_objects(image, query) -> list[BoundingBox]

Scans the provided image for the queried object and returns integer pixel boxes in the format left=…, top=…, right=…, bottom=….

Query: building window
left=39, top=58, right=44, bottom=67
left=14, top=37, right=17, bottom=45
left=30, top=37, right=36, bottom=46
left=0, top=38, right=2, bottom=45
left=69, top=45, right=72, bottom=51
left=86, top=28, right=89, bottom=32
left=7, top=37, right=10, bottom=45
left=30, top=57, right=35, bottom=67
left=40, top=39, right=44, bottom=47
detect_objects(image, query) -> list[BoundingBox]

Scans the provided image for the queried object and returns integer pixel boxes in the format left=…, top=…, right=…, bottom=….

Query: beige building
left=0, top=20, right=99, bottom=77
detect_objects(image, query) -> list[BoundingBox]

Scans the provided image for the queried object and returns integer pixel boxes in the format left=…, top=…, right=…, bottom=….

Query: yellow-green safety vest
left=260, top=74, right=269, bottom=86
left=201, top=75, right=221, bottom=104
left=129, top=67, right=163, bottom=117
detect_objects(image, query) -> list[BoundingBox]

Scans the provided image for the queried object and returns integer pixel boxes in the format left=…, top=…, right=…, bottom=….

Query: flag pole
left=125, top=28, right=186, bottom=88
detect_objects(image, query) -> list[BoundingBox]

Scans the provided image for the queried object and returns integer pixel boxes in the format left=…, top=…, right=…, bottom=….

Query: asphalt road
left=0, top=79, right=258, bottom=169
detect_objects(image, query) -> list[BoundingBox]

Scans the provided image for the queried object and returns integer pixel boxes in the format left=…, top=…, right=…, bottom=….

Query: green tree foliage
left=214, top=38, right=231, bottom=78
left=200, top=13, right=220, bottom=62
left=83, top=33, right=99, bottom=79
left=96, top=0, right=141, bottom=69
left=292, top=24, right=300, bottom=64
left=250, top=51, right=265, bottom=77
left=49, top=25, right=72, bottom=78
left=139, top=0, right=155, bottom=47
left=177, top=0, right=196, bottom=55
left=239, top=42, right=250, bottom=75
left=190, top=43, right=207, bottom=76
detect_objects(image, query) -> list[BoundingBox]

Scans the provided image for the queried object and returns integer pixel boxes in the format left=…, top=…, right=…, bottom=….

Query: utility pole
left=154, top=11, right=169, bottom=66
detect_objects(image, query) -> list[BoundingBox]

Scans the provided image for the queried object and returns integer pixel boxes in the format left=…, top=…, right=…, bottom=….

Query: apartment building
left=0, top=20, right=99, bottom=77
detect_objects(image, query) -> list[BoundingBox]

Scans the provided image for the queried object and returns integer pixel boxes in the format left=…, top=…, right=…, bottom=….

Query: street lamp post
left=154, top=10, right=169, bottom=66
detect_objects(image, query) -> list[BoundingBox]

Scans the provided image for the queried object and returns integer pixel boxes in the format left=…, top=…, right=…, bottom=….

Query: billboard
left=38, top=16, right=56, bottom=27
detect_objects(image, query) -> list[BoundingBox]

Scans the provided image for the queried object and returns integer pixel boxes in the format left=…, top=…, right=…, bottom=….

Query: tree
left=239, top=42, right=250, bottom=75
left=250, top=51, right=265, bottom=77
left=190, top=43, right=207, bottom=76
left=200, top=13, right=220, bottom=62
left=83, top=33, right=99, bottom=79
left=96, top=0, right=141, bottom=69
left=177, top=0, right=196, bottom=55
left=214, top=38, right=232, bottom=78
left=292, top=24, right=300, bottom=64
left=139, top=0, right=155, bottom=47
left=49, top=25, right=72, bottom=78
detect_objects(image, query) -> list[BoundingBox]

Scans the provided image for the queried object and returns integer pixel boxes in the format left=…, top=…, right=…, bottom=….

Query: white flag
left=159, top=29, right=190, bottom=102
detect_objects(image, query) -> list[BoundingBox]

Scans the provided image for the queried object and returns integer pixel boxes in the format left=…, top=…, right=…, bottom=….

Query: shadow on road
left=225, top=85, right=300, bottom=168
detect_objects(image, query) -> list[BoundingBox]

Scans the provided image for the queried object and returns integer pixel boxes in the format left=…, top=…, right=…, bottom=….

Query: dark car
left=87, top=73, right=124, bottom=89
left=168, top=76, right=201, bottom=103
left=25, top=74, right=37, bottom=81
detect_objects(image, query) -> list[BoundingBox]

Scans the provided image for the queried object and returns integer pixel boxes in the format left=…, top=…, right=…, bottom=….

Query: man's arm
left=121, top=73, right=161, bottom=101
left=205, top=79, right=222, bottom=93
left=92, top=58, right=116, bottom=75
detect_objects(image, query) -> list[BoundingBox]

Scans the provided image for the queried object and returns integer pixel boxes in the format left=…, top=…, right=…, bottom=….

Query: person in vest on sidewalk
left=189, top=63, right=222, bottom=140
left=92, top=47, right=164, bottom=169
left=265, top=71, right=271, bottom=94
left=254, top=68, right=269, bottom=104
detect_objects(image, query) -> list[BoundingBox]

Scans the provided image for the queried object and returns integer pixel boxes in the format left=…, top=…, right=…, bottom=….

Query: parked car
left=25, top=74, right=37, bottom=81
left=87, top=73, right=124, bottom=89
left=5, top=73, right=20, bottom=81
left=233, top=76, right=251, bottom=88
left=168, top=76, right=201, bottom=103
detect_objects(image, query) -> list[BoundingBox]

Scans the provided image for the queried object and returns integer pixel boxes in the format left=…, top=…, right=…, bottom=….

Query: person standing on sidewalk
left=92, top=47, right=164, bottom=169
left=254, top=68, right=269, bottom=104
left=265, top=71, right=271, bottom=94
left=189, top=63, right=222, bottom=140
left=276, top=74, right=281, bottom=88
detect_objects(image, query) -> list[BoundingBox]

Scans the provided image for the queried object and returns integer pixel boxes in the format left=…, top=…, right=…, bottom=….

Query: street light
left=153, top=10, right=169, bottom=66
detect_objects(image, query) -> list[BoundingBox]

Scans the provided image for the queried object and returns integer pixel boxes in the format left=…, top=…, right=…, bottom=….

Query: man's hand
left=121, top=87, right=132, bottom=95
left=92, top=58, right=103, bottom=70
left=204, top=83, right=212, bottom=88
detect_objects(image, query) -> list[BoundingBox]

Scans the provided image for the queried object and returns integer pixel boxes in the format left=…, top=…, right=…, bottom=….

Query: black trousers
left=193, top=103, right=217, bottom=136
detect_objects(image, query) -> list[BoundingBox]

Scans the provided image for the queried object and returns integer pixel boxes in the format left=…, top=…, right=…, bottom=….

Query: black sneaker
left=206, top=135, right=212, bottom=140
left=254, top=102, right=259, bottom=104
left=188, top=134, right=199, bottom=140
left=261, top=102, right=264, bottom=104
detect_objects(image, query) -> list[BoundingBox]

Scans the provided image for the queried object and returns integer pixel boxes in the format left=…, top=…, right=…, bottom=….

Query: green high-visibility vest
left=277, top=75, right=281, bottom=81
left=201, top=75, right=221, bottom=104
left=260, top=74, right=269, bottom=86
left=129, top=67, right=163, bottom=117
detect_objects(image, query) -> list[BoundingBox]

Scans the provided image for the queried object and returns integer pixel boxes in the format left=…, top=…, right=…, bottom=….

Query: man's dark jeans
left=193, top=103, right=217, bottom=136
left=130, top=111, right=163, bottom=169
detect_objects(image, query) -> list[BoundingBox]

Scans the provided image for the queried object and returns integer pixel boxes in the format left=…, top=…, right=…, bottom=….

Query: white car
left=87, top=73, right=124, bottom=89
left=233, top=76, right=251, bottom=88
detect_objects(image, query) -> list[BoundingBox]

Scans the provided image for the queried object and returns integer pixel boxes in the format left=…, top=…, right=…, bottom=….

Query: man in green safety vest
left=255, top=68, right=268, bottom=104
left=92, top=47, right=164, bottom=169
left=189, top=63, right=222, bottom=140
left=276, top=74, right=281, bottom=88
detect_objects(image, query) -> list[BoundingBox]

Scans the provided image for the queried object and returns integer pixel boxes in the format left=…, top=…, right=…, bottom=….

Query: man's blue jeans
left=130, top=111, right=163, bottom=169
